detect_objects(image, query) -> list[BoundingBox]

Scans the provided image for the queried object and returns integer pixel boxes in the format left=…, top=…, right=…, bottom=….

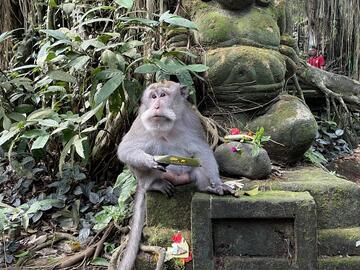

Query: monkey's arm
left=117, top=119, right=158, bottom=170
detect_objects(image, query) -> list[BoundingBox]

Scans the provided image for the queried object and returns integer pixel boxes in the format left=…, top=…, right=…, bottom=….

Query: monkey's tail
left=118, top=186, right=146, bottom=270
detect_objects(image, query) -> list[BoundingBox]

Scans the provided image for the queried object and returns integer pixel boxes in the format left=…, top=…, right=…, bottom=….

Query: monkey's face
left=140, top=81, right=187, bottom=134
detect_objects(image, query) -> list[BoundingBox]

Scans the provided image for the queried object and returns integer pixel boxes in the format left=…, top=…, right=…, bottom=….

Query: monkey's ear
left=179, top=85, right=189, bottom=99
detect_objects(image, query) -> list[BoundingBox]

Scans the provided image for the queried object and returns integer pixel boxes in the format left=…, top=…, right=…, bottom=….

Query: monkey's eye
left=151, top=94, right=157, bottom=99
left=160, top=93, right=166, bottom=97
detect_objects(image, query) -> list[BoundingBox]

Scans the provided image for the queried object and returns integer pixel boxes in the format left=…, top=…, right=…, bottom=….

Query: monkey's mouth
left=152, top=115, right=171, bottom=121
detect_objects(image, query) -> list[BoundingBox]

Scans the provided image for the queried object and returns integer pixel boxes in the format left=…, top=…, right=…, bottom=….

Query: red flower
left=172, top=232, right=183, bottom=243
left=230, top=128, right=241, bottom=135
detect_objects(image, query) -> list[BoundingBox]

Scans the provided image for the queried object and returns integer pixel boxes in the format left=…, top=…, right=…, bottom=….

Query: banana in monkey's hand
left=154, top=155, right=201, bottom=167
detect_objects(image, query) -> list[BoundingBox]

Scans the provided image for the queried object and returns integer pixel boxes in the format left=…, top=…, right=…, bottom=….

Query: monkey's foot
left=149, top=179, right=175, bottom=197
left=206, top=184, right=237, bottom=196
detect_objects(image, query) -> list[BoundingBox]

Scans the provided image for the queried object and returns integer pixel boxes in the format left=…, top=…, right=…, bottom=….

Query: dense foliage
left=0, top=0, right=207, bottom=268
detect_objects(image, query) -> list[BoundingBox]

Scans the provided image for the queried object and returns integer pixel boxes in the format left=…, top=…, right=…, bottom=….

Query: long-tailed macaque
left=117, top=81, right=234, bottom=270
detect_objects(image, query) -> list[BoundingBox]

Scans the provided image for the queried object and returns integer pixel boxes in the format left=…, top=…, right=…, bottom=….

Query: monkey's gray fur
left=117, top=81, right=233, bottom=270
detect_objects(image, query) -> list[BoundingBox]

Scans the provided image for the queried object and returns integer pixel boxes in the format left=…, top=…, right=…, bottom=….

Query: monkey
left=116, top=81, right=234, bottom=270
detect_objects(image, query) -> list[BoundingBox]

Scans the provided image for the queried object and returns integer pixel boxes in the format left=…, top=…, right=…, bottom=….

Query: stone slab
left=191, top=191, right=317, bottom=270
left=319, top=256, right=360, bottom=270
left=254, top=167, right=360, bottom=229
left=319, top=227, right=360, bottom=256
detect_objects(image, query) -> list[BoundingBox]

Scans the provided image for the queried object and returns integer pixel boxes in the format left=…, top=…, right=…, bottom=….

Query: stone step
left=319, top=227, right=360, bottom=256
left=319, top=256, right=360, bottom=270
left=253, top=167, right=360, bottom=229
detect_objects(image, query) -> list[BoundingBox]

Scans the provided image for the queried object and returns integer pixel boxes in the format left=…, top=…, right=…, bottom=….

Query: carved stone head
left=201, top=0, right=271, bottom=10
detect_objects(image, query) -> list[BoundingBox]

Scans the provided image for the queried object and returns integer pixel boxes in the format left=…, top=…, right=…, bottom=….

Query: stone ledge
left=319, top=256, right=360, bottom=270
left=191, top=191, right=317, bottom=270
left=319, top=227, right=360, bottom=256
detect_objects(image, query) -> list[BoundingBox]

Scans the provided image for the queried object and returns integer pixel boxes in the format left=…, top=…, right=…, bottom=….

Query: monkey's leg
left=191, top=167, right=236, bottom=196
left=162, top=171, right=191, bottom=186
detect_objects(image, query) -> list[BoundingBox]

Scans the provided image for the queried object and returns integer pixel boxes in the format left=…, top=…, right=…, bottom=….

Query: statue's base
left=142, top=167, right=360, bottom=270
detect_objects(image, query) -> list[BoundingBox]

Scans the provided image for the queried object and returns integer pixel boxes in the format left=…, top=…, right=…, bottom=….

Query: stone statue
left=178, top=0, right=318, bottom=165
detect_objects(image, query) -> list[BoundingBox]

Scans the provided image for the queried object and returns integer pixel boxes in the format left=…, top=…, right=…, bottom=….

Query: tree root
left=52, top=223, right=114, bottom=269
left=16, top=232, right=77, bottom=267
left=108, top=235, right=129, bottom=270
left=140, top=244, right=166, bottom=270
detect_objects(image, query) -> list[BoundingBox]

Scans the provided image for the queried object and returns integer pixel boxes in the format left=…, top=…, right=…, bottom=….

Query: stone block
left=319, top=227, right=360, bottom=256
left=147, top=184, right=196, bottom=230
left=260, top=167, right=360, bottom=229
left=319, top=256, right=360, bottom=270
left=191, top=191, right=317, bottom=270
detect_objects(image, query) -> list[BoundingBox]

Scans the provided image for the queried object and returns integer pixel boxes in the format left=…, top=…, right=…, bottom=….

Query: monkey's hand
left=144, top=154, right=167, bottom=171
left=206, top=183, right=237, bottom=197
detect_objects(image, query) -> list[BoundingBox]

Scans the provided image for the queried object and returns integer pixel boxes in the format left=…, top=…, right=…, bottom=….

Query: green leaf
left=0, top=28, right=22, bottom=44
left=94, top=69, right=123, bottom=81
left=134, top=64, right=159, bottom=74
left=91, top=257, right=109, bottom=267
left=8, top=112, right=26, bottom=122
left=15, top=104, right=35, bottom=114
left=186, top=64, right=209, bottom=72
left=74, top=136, right=87, bottom=159
left=41, top=29, right=68, bottom=40
left=81, top=39, right=105, bottom=50
left=3, top=115, right=11, bottom=130
left=31, top=134, right=50, bottom=150
left=28, top=109, right=54, bottom=121
left=115, top=169, right=137, bottom=204
left=48, top=70, right=76, bottom=83
left=79, top=103, right=104, bottom=124
left=115, top=0, right=134, bottom=9
left=42, top=86, right=66, bottom=95
left=94, top=74, right=125, bottom=105
left=68, top=55, right=91, bottom=71
left=38, top=119, right=59, bottom=127
left=0, top=128, right=20, bottom=146
left=21, top=129, right=47, bottom=139
left=159, top=11, right=197, bottom=29
left=59, top=136, right=76, bottom=174
left=49, top=0, right=57, bottom=8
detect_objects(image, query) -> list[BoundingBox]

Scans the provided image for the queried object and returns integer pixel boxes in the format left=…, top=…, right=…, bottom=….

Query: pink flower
left=231, top=147, right=238, bottom=153
left=230, top=128, right=241, bottom=135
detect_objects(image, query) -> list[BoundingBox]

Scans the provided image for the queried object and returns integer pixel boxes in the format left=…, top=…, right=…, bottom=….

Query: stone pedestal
left=191, top=191, right=317, bottom=270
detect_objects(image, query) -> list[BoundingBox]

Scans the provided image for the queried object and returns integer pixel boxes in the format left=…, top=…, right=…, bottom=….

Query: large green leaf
left=68, top=55, right=90, bottom=70
left=134, top=64, right=159, bottom=74
left=41, top=29, right=69, bottom=40
left=159, top=11, right=197, bottom=30
left=94, top=74, right=125, bottom=105
left=115, top=0, right=134, bottom=9
left=59, top=135, right=76, bottom=174
left=0, top=128, right=20, bottom=146
left=74, top=136, right=87, bottom=159
left=48, top=70, right=76, bottom=83
left=31, top=134, right=50, bottom=150
left=79, top=103, right=104, bottom=124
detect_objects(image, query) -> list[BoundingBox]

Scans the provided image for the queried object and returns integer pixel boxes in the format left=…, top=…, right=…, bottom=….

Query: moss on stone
left=143, top=226, right=191, bottom=247
left=253, top=167, right=360, bottom=228
left=319, top=256, right=360, bottom=270
left=319, top=227, right=360, bottom=256
left=146, top=184, right=196, bottom=230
